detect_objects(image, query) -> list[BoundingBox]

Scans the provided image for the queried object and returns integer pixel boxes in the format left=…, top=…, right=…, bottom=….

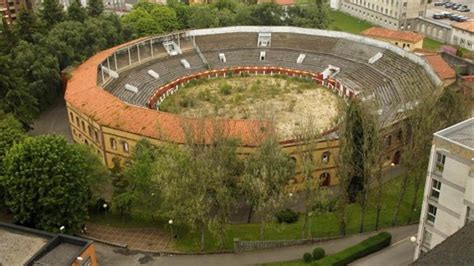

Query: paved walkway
left=351, top=237, right=415, bottom=266
left=81, top=224, right=173, bottom=253
left=29, top=97, right=72, bottom=142
left=95, top=224, right=418, bottom=266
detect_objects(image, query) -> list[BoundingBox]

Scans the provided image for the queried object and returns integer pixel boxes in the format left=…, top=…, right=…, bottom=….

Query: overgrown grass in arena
left=158, top=75, right=343, bottom=138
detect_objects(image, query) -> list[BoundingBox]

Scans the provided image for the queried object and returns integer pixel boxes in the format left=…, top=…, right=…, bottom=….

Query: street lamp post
left=169, top=219, right=174, bottom=241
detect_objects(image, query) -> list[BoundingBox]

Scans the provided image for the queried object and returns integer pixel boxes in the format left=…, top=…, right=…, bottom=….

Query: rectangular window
left=436, top=152, right=445, bottom=172
left=427, top=204, right=437, bottom=223
left=431, top=179, right=441, bottom=200
left=76, top=117, right=80, bottom=127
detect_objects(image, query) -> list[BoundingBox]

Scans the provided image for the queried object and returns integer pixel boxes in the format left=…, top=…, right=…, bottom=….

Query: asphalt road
left=351, top=237, right=416, bottom=266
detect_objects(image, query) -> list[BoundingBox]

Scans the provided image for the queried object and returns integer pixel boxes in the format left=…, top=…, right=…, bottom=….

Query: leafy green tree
left=168, top=0, right=192, bottom=29
left=0, top=113, right=26, bottom=164
left=156, top=121, right=242, bottom=250
left=121, top=8, right=161, bottom=38
left=12, top=41, right=61, bottom=110
left=40, top=0, right=65, bottom=28
left=2, top=135, right=101, bottom=232
left=0, top=114, right=27, bottom=207
left=0, top=55, right=38, bottom=125
left=87, top=0, right=104, bottom=17
left=288, top=0, right=329, bottom=29
left=14, top=7, right=42, bottom=42
left=241, top=135, right=295, bottom=240
left=0, top=17, right=16, bottom=54
left=149, top=5, right=179, bottom=32
left=67, top=0, right=88, bottom=22
left=120, top=139, right=161, bottom=221
left=343, top=101, right=365, bottom=203
left=188, top=5, right=219, bottom=29
left=121, top=3, right=178, bottom=38
left=251, top=2, right=284, bottom=26
left=43, top=21, right=85, bottom=68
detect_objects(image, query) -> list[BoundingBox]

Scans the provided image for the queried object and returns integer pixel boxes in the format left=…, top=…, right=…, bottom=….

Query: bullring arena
left=65, top=26, right=442, bottom=187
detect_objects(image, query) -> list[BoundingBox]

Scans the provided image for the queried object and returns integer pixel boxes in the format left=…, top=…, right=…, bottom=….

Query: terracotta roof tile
left=423, top=54, right=456, bottom=81
left=275, top=0, right=295, bottom=5
left=362, top=27, right=424, bottom=43
left=452, top=21, right=474, bottom=33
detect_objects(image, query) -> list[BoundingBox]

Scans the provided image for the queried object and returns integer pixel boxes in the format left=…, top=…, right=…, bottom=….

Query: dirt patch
left=159, top=76, right=343, bottom=138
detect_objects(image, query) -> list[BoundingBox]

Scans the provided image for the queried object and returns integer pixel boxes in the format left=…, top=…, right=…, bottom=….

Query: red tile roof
left=362, top=27, right=424, bottom=43
left=65, top=42, right=269, bottom=146
left=452, top=21, right=474, bottom=33
left=275, top=0, right=295, bottom=5
left=423, top=54, right=456, bottom=81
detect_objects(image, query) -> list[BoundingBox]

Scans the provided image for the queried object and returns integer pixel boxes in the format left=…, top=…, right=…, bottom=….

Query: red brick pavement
left=82, top=224, right=174, bottom=252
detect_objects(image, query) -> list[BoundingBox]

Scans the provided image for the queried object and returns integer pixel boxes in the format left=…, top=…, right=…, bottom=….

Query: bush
left=303, top=252, right=313, bottom=263
left=219, top=84, right=232, bottom=95
left=275, top=209, right=299, bottom=224
left=314, top=232, right=392, bottom=265
left=312, top=247, right=325, bottom=260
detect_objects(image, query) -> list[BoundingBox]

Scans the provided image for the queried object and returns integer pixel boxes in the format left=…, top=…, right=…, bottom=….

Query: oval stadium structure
left=65, top=26, right=442, bottom=187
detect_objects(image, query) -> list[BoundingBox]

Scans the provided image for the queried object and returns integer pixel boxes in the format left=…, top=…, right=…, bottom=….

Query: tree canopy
left=2, top=135, right=105, bottom=232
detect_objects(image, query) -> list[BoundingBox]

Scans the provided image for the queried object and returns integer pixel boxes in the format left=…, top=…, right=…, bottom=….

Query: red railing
left=146, top=66, right=355, bottom=109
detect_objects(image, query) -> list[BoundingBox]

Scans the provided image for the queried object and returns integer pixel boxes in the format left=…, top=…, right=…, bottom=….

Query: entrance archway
left=392, top=151, right=401, bottom=165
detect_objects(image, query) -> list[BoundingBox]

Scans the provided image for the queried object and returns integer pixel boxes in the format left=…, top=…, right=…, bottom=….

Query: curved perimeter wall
left=65, top=26, right=435, bottom=188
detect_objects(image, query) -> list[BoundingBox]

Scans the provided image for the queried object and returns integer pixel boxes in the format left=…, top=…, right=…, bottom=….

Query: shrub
left=219, top=84, right=232, bottom=95
left=312, top=247, right=325, bottom=260
left=275, top=209, right=299, bottom=224
left=303, top=252, right=313, bottom=263
left=314, top=232, right=392, bottom=266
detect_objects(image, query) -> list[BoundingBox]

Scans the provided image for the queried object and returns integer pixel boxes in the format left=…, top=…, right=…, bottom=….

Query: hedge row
left=314, top=232, right=392, bottom=265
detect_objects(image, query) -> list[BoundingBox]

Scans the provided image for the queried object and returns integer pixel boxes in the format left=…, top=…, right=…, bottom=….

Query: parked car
left=445, top=2, right=455, bottom=8
left=434, top=1, right=447, bottom=6
left=458, top=6, right=470, bottom=12
left=433, top=13, right=444, bottom=19
left=451, top=4, right=462, bottom=10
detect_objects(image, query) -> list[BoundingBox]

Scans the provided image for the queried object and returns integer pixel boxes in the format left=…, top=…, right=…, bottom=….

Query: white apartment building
left=332, top=0, right=428, bottom=30
left=414, top=118, right=474, bottom=260
left=451, top=21, right=474, bottom=51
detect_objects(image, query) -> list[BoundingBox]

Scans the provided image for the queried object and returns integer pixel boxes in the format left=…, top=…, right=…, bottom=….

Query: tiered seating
left=196, top=33, right=257, bottom=51
left=102, top=31, right=437, bottom=123
left=106, top=51, right=207, bottom=106
left=332, top=39, right=386, bottom=62
left=271, top=33, right=338, bottom=54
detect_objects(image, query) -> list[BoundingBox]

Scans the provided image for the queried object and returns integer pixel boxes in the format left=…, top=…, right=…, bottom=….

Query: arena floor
left=159, top=76, right=343, bottom=139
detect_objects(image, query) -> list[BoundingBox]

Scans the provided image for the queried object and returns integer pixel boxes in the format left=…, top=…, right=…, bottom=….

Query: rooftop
left=435, top=118, right=474, bottom=150
left=362, top=27, right=425, bottom=43
left=422, top=54, right=456, bottom=81
left=0, top=222, right=93, bottom=266
left=0, top=227, right=49, bottom=265
left=452, top=21, right=474, bottom=33
left=412, top=222, right=474, bottom=265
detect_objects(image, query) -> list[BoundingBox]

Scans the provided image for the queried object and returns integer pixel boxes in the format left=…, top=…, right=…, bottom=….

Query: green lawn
left=327, top=10, right=373, bottom=34
left=88, top=174, right=423, bottom=252
left=423, top=38, right=444, bottom=51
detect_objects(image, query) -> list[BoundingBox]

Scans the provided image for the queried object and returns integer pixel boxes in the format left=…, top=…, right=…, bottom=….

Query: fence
left=233, top=235, right=342, bottom=253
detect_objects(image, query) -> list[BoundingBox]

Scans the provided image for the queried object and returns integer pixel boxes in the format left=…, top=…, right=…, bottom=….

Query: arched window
left=320, top=172, right=331, bottom=187
left=122, top=141, right=129, bottom=153
left=110, top=138, right=117, bottom=150
left=386, top=135, right=392, bottom=146
left=322, top=151, right=330, bottom=163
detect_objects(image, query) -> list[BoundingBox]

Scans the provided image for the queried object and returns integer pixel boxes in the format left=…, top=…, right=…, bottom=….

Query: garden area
left=89, top=172, right=423, bottom=252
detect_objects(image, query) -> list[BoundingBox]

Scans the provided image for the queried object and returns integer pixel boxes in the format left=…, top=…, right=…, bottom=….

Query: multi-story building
left=0, top=0, right=22, bottom=24
left=332, top=0, right=428, bottom=30
left=451, top=21, right=474, bottom=52
left=414, top=118, right=474, bottom=260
